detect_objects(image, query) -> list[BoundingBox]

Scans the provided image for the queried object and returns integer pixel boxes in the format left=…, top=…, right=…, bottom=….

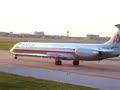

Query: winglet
left=115, top=24, right=120, bottom=30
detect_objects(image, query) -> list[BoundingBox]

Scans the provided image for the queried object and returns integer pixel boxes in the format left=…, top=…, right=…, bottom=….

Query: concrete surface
left=0, top=50, right=120, bottom=90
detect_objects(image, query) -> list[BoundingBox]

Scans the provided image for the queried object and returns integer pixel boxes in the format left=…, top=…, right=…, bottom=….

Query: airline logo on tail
left=113, top=34, right=120, bottom=43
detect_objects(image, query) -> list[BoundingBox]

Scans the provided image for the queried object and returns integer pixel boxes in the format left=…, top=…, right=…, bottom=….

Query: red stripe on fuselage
left=13, top=49, right=75, bottom=54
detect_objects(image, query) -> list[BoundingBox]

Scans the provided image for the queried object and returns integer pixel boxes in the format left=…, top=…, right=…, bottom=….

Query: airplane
left=10, top=24, right=120, bottom=66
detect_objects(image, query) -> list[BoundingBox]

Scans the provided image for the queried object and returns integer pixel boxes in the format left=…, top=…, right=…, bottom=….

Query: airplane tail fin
left=105, top=24, right=120, bottom=47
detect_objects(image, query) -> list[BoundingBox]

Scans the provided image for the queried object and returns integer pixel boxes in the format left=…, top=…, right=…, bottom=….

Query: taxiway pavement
left=0, top=50, right=120, bottom=90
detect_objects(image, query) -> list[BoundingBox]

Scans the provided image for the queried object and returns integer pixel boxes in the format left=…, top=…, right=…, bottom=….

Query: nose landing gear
left=13, top=55, right=17, bottom=59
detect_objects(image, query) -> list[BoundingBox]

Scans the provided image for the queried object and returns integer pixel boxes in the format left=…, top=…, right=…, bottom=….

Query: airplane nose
left=10, top=48, right=13, bottom=53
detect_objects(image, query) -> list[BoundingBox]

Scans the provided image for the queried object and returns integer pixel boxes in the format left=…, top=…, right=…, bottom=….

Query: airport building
left=86, top=34, right=99, bottom=40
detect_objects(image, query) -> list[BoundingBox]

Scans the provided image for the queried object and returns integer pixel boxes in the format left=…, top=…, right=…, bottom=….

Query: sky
left=0, top=0, right=120, bottom=37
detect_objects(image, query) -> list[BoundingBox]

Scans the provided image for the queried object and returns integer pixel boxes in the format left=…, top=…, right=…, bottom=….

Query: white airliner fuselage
left=10, top=24, right=120, bottom=65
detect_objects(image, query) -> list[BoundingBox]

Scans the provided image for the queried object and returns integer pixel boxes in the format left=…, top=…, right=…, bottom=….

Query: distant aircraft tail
left=105, top=24, right=120, bottom=47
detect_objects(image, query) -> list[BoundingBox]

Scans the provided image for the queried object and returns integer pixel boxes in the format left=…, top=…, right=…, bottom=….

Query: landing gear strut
left=14, top=55, right=17, bottom=59
left=55, top=59, right=62, bottom=65
left=73, top=60, right=79, bottom=66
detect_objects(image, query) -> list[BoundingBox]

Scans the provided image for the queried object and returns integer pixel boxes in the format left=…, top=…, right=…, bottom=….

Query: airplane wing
left=14, top=53, right=75, bottom=60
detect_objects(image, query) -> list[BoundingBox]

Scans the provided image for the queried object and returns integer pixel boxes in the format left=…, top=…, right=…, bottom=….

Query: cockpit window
left=14, top=43, right=21, bottom=48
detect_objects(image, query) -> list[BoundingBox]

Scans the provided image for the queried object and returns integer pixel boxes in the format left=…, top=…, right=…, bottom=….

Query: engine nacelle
left=75, top=48, right=98, bottom=58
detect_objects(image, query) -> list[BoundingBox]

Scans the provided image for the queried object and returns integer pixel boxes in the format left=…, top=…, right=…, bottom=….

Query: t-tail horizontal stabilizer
left=115, top=24, right=120, bottom=30
left=105, top=24, right=120, bottom=48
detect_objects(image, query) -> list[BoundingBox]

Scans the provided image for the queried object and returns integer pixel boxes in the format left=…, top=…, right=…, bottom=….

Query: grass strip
left=0, top=72, right=99, bottom=90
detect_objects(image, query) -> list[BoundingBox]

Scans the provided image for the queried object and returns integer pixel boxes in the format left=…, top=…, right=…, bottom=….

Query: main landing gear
left=55, top=59, right=79, bottom=66
left=73, top=60, right=79, bottom=66
left=55, top=59, right=62, bottom=65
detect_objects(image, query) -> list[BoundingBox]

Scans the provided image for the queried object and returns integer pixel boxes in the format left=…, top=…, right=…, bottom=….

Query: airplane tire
left=73, top=60, right=79, bottom=66
left=55, top=60, right=62, bottom=65
left=14, top=55, right=17, bottom=59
